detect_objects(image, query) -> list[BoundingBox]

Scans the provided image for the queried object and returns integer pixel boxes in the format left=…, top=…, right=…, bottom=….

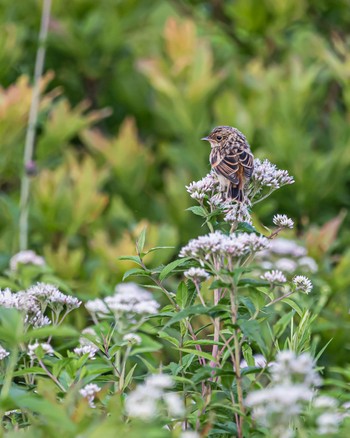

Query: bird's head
left=201, top=126, right=236, bottom=148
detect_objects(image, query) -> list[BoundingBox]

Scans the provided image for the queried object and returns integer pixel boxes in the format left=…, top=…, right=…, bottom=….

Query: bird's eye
left=216, top=135, right=222, bottom=141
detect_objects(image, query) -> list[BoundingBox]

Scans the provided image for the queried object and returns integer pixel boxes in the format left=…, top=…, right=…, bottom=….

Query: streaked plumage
left=202, top=126, right=254, bottom=202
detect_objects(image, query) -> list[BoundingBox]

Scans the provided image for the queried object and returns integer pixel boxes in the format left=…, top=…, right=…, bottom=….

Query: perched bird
left=202, top=126, right=254, bottom=202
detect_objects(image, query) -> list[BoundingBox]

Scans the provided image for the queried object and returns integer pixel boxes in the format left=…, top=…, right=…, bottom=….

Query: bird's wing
left=210, top=149, right=240, bottom=184
left=238, top=148, right=254, bottom=179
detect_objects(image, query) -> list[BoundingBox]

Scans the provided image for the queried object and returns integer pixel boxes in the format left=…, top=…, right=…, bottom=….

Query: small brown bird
left=202, top=126, right=254, bottom=202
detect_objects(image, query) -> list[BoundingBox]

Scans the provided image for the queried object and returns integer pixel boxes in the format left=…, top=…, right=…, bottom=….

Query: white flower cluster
left=74, top=328, right=100, bottom=359
left=27, top=342, right=54, bottom=360
left=260, top=270, right=286, bottom=285
left=224, top=203, right=252, bottom=225
left=245, top=350, right=320, bottom=435
left=273, top=214, right=294, bottom=229
left=293, top=275, right=313, bottom=294
left=0, top=284, right=81, bottom=329
left=0, top=344, right=10, bottom=360
left=184, top=267, right=210, bottom=283
left=27, top=283, right=82, bottom=310
left=186, top=172, right=219, bottom=201
left=180, top=231, right=270, bottom=267
left=79, top=383, right=101, bottom=408
left=9, top=250, right=45, bottom=272
left=125, top=373, right=184, bottom=421
left=252, top=159, right=295, bottom=190
left=258, top=237, right=318, bottom=274
left=85, top=282, right=160, bottom=323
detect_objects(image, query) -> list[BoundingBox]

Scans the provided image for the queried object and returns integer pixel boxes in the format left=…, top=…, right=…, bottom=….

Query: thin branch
left=19, top=0, right=52, bottom=250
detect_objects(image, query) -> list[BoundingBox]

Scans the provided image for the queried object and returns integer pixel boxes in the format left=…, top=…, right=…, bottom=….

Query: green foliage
left=0, top=0, right=350, bottom=436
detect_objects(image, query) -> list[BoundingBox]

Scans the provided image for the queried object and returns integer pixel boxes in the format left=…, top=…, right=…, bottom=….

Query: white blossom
left=74, top=345, right=98, bottom=360
left=125, top=373, right=183, bottom=421
left=163, top=392, right=185, bottom=416
left=313, top=395, right=338, bottom=409
left=240, top=354, right=268, bottom=369
left=186, top=172, right=219, bottom=201
left=273, top=214, right=294, bottom=229
left=27, top=283, right=81, bottom=310
left=0, top=345, right=10, bottom=360
left=28, top=342, right=54, bottom=360
left=224, top=203, right=252, bottom=225
left=293, top=275, right=313, bottom=294
left=85, top=298, right=109, bottom=315
left=266, top=238, right=307, bottom=257
left=180, top=231, right=269, bottom=266
left=275, top=258, right=298, bottom=273
left=123, top=333, right=142, bottom=345
left=9, top=250, right=45, bottom=272
left=180, top=432, right=200, bottom=438
left=79, top=383, right=101, bottom=408
left=184, top=267, right=210, bottom=282
left=252, top=159, right=295, bottom=190
left=317, top=412, right=343, bottom=435
left=298, top=256, right=318, bottom=273
left=260, top=270, right=287, bottom=284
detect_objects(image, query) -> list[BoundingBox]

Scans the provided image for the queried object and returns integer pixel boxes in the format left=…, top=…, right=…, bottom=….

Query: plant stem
left=19, top=0, right=52, bottom=250
left=267, top=290, right=294, bottom=307
left=1, top=346, right=19, bottom=399
left=38, top=358, right=66, bottom=393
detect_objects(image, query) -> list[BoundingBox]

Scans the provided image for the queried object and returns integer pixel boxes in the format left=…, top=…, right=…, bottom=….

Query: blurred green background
left=0, top=0, right=349, bottom=365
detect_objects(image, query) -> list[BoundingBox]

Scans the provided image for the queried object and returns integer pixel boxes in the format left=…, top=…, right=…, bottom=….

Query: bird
left=201, top=126, right=254, bottom=202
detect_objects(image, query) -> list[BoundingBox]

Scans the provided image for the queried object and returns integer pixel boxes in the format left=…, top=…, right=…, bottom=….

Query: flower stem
left=19, top=0, right=52, bottom=250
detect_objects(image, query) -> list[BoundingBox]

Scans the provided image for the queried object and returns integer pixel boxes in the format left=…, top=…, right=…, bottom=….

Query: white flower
left=85, top=298, right=109, bottom=315
left=0, top=345, right=10, bottom=360
left=184, top=267, right=210, bottom=282
left=28, top=342, right=54, bottom=360
left=74, top=345, right=98, bottom=360
left=146, top=374, right=174, bottom=389
left=180, top=231, right=269, bottom=265
left=313, top=395, right=338, bottom=409
left=273, top=214, right=294, bottom=229
left=9, top=250, right=45, bottom=272
left=0, top=288, right=18, bottom=308
left=252, top=159, right=295, bottom=189
left=125, top=386, right=158, bottom=420
left=27, top=283, right=81, bottom=309
left=163, top=392, right=185, bottom=416
left=123, top=333, right=142, bottom=345
left=275, top=258, right=298, bottom=273
left=271, top=351, right=321, bottom=387
left=260, top=270, right=286, bottom=284
left=317, top=412, right=343, bottom=435
left=298, top=256, right=318, bottom=273
left=186, top=172, right=219, bottom=201
left=105, top=283, right=160, bottom=316
left=267, top=238, right=307, bottom=257
left=125, top=373, right=183, bottom=421
left=293, top=275, right=313, bottom=294
left=180, top=432, right=200, bottom=438
left=240, top=354, right=268, bottom=369
left=224, top=203, right=252, bottom=225
left=79, top=383, right=101, bottom=408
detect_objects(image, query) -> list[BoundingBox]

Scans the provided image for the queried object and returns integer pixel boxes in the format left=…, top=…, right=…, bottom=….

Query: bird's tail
left=227, top=183, right=244, bottom=202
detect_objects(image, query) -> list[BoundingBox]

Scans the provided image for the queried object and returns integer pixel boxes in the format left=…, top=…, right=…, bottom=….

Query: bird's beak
left=201, top=136, right=209, bottom=141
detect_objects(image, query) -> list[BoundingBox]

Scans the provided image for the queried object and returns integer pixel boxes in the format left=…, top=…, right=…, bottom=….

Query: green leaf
left=186, top=206, right=207, bottom=217
left=136, top=227, right=147, bottom=254
left=23, top=325, right=79, bottom=341
left=117, top=255, right=143, bottom=266
left=159, top=257, right=191, bottom=281
left=163, top=304, right=227, bottom=328
left=273, top=310, right=294, bottom=338
left=179, top=347, right=216, bottom=362
left=238, top=278, right=269, bottom=287
left=176, top=281, right=188, bottom=308
left=123, top=363, right=137, bottom=390
left=144, top=246, right=174, bottom=255
left=282, top=298, right=303, bottom=317
left=238, top=319, right=265, bottom=353
left=236, top=222, right=258, bottom=234
left=122, top=268, right=150, bottom=281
